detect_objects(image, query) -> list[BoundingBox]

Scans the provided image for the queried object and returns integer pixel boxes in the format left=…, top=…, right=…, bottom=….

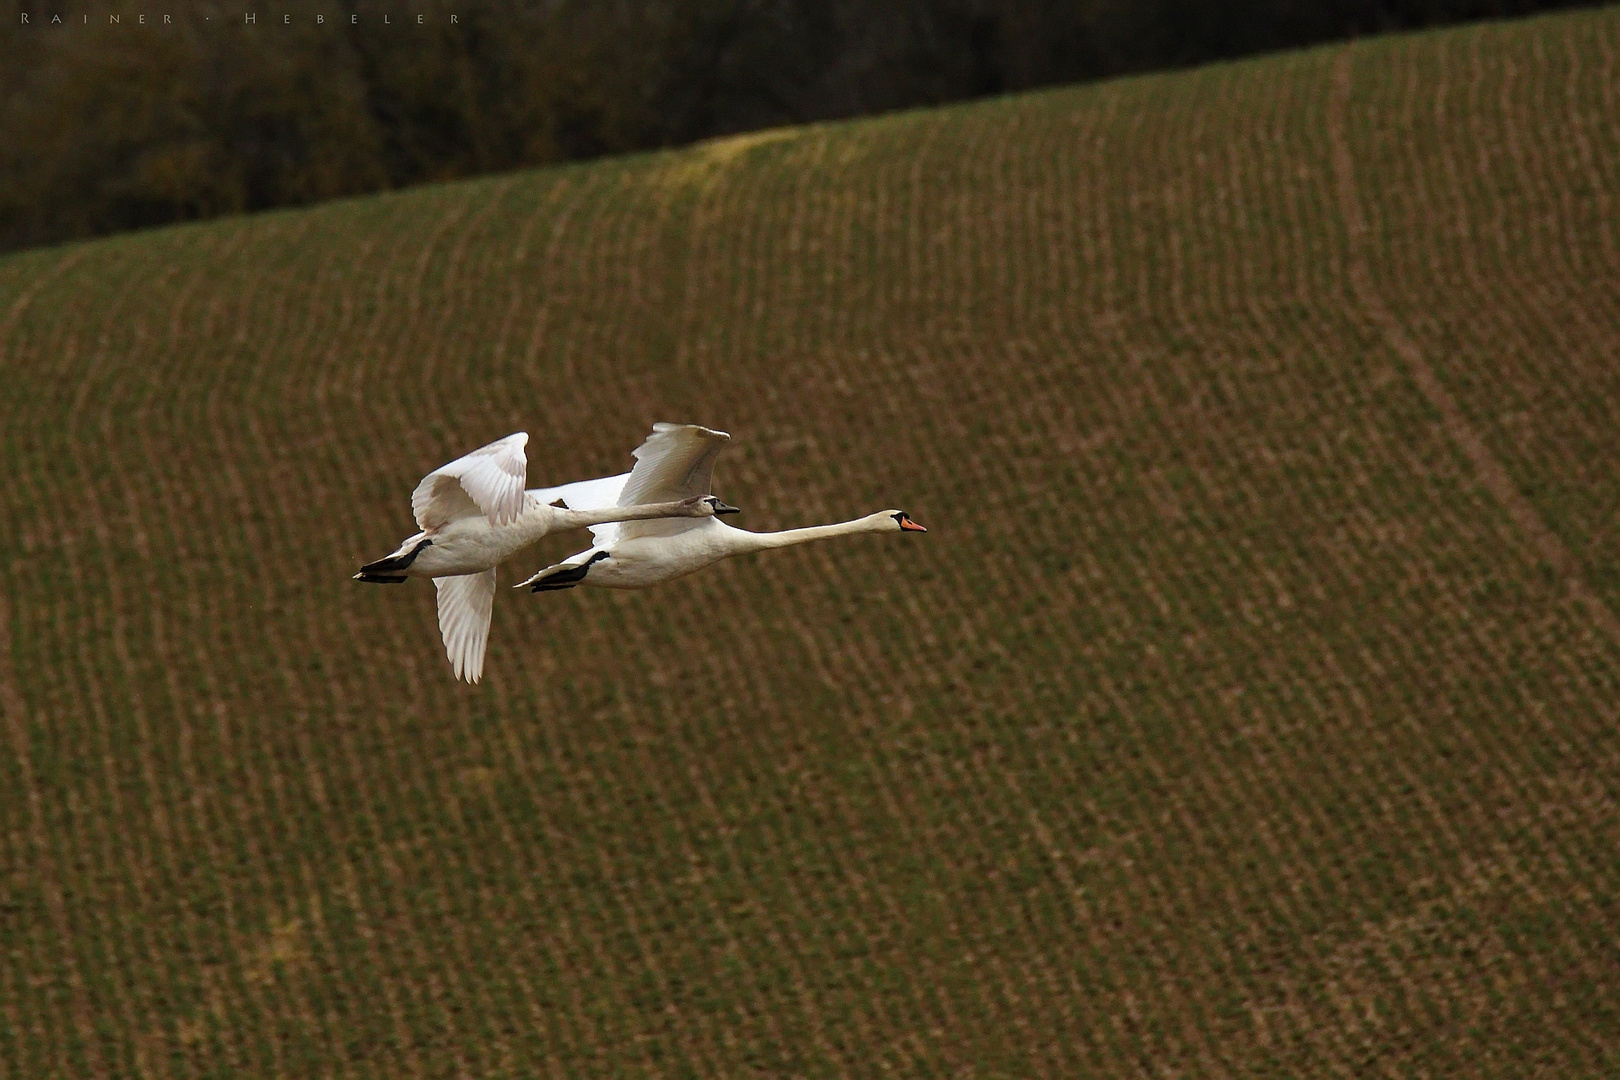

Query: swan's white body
left=517, top=424, right=926, bottom=593
left=356, top=431, right=724, bottom=682
left=371, top=486, right=670, bottom=579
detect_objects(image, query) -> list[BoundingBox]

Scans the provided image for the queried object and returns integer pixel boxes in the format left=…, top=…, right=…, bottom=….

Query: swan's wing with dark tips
left=613, top=423, right=731, bottom=542
left=412, top=432, right=528, bottom=531
left=434, top=568, right=497, bottom=683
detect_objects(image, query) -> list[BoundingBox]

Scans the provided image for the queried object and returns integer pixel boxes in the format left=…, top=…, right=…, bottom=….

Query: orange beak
left=900, top=517, right=928, bottom=532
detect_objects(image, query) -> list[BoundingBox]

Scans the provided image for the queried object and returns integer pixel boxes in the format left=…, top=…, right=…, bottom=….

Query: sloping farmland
left=0, top=7, right=1617, bottom=1077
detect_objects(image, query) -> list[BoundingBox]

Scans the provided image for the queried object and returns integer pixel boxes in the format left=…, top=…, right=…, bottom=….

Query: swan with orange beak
left=517, top=424, right=927, bottom=594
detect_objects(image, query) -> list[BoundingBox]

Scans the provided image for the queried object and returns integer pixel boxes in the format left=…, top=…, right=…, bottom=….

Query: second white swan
left=516, top=423, right=926, bottom=594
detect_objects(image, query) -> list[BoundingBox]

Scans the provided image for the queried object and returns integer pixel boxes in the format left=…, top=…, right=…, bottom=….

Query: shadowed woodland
left=0, top=0, right=1600, bottom=252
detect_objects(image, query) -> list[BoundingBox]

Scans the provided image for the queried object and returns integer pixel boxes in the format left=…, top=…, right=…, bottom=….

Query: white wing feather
left=526, top=472, right=630, bottom=546
left=434, top=568, right=498, bottom=683
left=611, top=424, right=730, bottom=543
left=619, top=423, right=729, bottom=505
left=412, top=433, right=529, bottom=531
left=527, top=473, right=629, bottom=513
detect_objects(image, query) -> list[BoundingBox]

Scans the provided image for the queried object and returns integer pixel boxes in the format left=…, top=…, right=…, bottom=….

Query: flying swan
left=515, top=423, right=926, bottom=594
left=353, top=431, right=736, bottom=681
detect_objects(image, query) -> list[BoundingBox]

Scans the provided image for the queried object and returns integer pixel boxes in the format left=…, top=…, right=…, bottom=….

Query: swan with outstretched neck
left=516, top=423, right=925, bottom=593
left=354, top=429, right=735, bottom=681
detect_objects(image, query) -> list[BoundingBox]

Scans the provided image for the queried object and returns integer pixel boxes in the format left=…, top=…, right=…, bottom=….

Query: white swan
left=515, top=423, right=926, bottom=594
left=354, top=431, right=735, bottom=682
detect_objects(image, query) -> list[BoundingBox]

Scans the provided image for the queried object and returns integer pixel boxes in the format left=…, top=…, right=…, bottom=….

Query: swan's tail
left=518, top=550, right=607, bottom=592
left=353, top=572, right=409, bottom=584
left=353, top=536, right=432, bottom=583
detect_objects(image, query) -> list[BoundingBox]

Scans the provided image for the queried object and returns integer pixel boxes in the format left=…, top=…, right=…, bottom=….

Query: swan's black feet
left=530, top=552, right=608, bottom=592
left=358, top=537, right=432, bottom=576
left=353, top=572, right=409, bottom=584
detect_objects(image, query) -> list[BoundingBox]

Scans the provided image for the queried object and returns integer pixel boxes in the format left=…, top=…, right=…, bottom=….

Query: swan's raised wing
left=412, top=432, right=528, bottom=532
left=435, top=568, right=497, bottom=683
left=611, top=423, right=730, bottom=542
left=620, top=423, right=729, bottom=505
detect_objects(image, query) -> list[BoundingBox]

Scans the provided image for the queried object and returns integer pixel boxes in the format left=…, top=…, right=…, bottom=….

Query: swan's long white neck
left=725, top=512, right=894, bottom=553
left=523, top=493, right=701, bottom=536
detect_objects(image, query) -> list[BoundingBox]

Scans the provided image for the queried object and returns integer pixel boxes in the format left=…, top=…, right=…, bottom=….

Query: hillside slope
left=2, top=8, right=1617, bottom=1077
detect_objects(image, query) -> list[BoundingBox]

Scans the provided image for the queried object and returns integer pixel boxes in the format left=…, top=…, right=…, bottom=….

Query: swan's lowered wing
left=412, top=432, right=528, bottom=531
left=435, top=568, right=497, bottom=683
left=613, top=423, right=730, bottom=542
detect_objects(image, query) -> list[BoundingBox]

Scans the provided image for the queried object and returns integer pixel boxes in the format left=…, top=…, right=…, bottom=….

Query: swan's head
left=703, top=495, right=741, bottom=516
left=888, top=510, right=927, bottom=533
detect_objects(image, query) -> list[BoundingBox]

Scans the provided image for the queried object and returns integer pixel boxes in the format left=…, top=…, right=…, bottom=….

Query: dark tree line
left=0, top=0, right=1598, bottom=253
